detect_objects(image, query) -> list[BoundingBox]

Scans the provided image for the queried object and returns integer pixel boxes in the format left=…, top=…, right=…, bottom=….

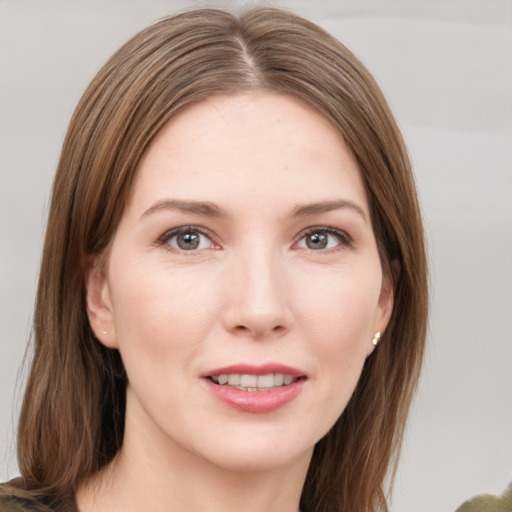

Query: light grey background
left=1, top=1, right=511, bottom=511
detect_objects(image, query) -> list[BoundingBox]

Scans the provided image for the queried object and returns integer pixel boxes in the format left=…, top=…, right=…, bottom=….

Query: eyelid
left=155, top=225, right=352, bottom=253
left=157, top=225, right=220, bottom=252
left=294, top=226, right=354, bottom=251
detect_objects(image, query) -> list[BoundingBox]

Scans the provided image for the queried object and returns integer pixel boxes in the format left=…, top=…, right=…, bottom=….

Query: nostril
left=231, top=323, right=286, bottom=337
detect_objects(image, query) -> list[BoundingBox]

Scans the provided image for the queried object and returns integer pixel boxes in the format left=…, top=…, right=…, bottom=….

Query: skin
left=81, top=93, right=394, bottom=512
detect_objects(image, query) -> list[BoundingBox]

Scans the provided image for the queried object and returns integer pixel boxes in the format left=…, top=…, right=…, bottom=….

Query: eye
left=296, top=228, right=351, bottom=251
left=159, top=227, right=216, bottom=252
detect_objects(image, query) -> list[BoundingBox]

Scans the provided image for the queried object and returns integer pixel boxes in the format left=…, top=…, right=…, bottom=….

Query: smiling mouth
left=208, top=373, right=301, bottom=391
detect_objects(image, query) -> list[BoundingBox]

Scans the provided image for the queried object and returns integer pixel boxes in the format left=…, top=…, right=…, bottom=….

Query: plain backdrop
left=1, top=1, right=511, bottom=511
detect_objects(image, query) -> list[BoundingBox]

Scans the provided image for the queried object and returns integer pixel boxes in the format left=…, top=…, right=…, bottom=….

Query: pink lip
left=203, top=363, right=305, bottom=378
left=202, top=363, right=306, bottom=414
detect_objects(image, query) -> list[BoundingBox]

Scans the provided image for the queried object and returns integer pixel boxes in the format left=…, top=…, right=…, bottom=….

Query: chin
left=181, top=422, right=320, bottom=475
left=202, top=443, right=314, bottom=475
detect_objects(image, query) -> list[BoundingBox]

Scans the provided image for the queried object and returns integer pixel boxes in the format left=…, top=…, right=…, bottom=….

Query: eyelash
left=157, top=226, right=218, bottom=254
left=156, top=225, right=353, bottom=254
left=296, top=226, right=354, bottom=252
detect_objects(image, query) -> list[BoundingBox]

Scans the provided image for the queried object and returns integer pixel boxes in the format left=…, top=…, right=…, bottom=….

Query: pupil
left=307, top=233, right=327, bottom=249
left=178, top=232, right=200, bottom=250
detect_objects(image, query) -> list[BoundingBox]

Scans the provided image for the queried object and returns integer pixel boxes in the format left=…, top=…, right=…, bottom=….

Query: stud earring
left=102, top=330, right=108, bottom=336
left=371, top=332, right=381, bottom=346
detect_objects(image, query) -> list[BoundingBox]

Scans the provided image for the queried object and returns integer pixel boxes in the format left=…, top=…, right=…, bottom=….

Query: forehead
left=130, top=93, right=368, bottom=215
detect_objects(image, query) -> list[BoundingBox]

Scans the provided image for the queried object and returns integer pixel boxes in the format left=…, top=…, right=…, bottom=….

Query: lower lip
left=204, top=378, right=305, bottom=413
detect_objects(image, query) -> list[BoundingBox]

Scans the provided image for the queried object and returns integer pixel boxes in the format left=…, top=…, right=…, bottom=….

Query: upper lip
left=202, top=363, right=306, bottom=378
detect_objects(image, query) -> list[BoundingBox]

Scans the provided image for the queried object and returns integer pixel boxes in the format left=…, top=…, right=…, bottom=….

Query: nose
left=222, top=247, right=291, bottom=339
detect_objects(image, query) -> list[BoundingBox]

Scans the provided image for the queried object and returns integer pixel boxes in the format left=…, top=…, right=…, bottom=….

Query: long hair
left=17, top=8, right=428, bottom=512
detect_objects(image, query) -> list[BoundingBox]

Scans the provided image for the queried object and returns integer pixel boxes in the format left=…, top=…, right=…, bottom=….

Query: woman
left=0, top=7, right=427, bottom=512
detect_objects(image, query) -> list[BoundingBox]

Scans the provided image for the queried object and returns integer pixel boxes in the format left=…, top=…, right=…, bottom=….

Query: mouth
left=208, top=372, right=300, bottom=391
left=203, top=364, right=306, bottom=413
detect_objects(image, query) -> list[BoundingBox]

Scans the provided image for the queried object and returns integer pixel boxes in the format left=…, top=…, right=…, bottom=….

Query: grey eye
left=305, top=232, right=328, bottom=250
left=176, top=232, right=200, bottom=250
left=297, top=229, right=347, bottom=251
left=167, top=229, right=212, bottom=251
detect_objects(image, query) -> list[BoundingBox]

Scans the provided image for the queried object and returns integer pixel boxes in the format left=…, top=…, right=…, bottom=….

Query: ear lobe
left=85, top=257, right=118, bottom=349
left=366, top=266, right=397, bottom=357
left=378, top=268, right=395, bottom=327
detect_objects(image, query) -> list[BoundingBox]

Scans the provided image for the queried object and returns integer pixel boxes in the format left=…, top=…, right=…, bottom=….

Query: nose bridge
left=224, top=239, right=289, bottom=337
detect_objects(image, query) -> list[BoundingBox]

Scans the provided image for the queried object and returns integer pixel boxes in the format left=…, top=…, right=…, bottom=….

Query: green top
left=0, top=484, right=53, bottom=512
left=0, top=483, right=77, bottom=512
left=455, top=482, right=512, bottom=512
left=1, top=480, right=511, bottom=511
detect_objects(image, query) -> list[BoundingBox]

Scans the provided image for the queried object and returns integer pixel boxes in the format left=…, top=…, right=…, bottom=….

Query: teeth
left=257, top=374, right=274, bottom=388
left=240, top=374, right=257, bottom=387
left=211, top=373, right=297, bottom=390
left=227, top=374, right=241, bottom=386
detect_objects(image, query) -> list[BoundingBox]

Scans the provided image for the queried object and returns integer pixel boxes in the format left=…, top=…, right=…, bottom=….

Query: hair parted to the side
left=16, top=7, right=428, bottom=512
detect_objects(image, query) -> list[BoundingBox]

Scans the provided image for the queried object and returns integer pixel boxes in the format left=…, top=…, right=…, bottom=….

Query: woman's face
left=87, top=93, right=393, bottom=474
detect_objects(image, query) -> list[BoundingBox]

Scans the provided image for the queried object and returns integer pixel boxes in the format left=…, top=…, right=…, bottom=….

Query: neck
left=76, top=397, right=311, bottom=512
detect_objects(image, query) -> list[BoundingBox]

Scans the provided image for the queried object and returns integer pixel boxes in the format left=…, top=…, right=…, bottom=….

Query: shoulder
left=455, top=482, right=512, bottom=512
left=0, top=483, right=54, bottom=512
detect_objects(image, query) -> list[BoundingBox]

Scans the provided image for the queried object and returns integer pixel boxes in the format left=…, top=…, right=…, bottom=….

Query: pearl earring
left=371, top=332, right=381, bottom=346
left=102, top=330, right=108, bottom=336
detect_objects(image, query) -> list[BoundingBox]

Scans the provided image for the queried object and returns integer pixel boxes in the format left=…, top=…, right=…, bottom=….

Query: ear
left=366, top=261, right=398, bottom=356
left=85, top=256, right=118, bottom=349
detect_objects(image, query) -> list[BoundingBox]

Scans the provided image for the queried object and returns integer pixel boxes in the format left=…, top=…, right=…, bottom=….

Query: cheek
left=296, top=263, right=382, bottom=345
left=108, top=262, right=221, bottom=361
left=294, top=265, right=381, bottom=415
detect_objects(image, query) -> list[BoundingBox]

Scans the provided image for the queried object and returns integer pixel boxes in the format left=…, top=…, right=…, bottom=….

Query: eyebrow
left=292, top=199, right=367, bottom=222
left=141, top=199, right=227, bottom=219
left=141, top=198, right=367, bottom=222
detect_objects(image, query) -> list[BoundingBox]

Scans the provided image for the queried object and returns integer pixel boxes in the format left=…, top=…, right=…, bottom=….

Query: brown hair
left=17, top=7, right=428, bottom=512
